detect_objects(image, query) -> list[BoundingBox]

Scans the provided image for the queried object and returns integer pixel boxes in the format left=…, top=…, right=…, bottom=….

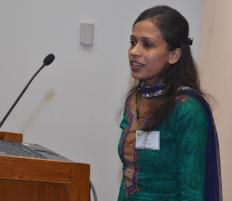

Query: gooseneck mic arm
left=0, top=54, right=55, bottom=129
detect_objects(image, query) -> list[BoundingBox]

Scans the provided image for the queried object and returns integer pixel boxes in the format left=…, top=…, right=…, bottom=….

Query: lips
left=130, top=60, right=145, bottom=69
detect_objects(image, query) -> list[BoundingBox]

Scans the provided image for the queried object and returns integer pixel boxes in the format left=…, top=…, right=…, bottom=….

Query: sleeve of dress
left=120, top=112, right=128, bottom=130
left=175, top=98, right=208, bottom=201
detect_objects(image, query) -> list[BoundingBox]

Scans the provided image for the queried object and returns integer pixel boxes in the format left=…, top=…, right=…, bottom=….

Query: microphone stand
left=0, top=54, right=55, bottom=129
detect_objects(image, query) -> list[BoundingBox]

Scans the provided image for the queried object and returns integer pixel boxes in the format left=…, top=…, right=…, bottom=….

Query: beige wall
left=198, top=0, right=232, bottom=200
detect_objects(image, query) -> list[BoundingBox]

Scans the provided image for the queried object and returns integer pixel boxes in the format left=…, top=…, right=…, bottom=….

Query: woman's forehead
left=132, top=20, right=163, bottom=41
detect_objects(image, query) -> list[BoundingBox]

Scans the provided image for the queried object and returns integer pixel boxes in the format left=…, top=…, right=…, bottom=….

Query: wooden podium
left=0, top=131, right=90, bottom=201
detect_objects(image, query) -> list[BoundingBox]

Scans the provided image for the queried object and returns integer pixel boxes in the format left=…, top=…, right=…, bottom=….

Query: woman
left=118, top=5, right=222, bottom=201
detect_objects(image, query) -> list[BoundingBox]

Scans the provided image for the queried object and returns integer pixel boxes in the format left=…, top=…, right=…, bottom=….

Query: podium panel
left=0, top=180, right=68, bottom=201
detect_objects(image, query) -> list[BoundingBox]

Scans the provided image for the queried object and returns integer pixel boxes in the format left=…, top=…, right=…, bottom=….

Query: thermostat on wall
left=80, top=23, right=94, bottom=46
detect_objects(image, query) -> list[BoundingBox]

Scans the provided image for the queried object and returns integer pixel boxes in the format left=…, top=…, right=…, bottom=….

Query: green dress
left=117, top=93, right=208, bottom=201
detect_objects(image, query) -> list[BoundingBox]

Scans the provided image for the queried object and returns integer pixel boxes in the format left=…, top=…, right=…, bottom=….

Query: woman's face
left=128, top=19, right=172, bottom=84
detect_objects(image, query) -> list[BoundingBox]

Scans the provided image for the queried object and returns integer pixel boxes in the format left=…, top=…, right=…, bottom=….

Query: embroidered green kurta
left=118, top=93, right=208, bottom=201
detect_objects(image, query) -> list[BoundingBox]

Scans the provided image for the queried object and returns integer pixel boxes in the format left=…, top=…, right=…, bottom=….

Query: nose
left=129, top=43, right=142, bottom=57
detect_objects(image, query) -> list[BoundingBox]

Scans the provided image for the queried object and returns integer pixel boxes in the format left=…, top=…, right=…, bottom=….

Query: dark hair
left=130, top=5, right=205, bottom=130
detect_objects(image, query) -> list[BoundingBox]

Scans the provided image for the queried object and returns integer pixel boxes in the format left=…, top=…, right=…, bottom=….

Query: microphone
left=43, top=54, right=55, bottom=66
left=0, top=53, right=55, bottom=129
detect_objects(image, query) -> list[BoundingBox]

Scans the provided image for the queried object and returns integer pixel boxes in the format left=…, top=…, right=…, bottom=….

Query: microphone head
left=43, top=54, right=55, bottom=66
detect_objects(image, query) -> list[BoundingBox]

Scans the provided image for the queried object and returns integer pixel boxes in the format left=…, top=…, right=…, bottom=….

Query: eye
left=142, top=40, right=154, bottom=49
left=130, top=38, right=137, bottom=47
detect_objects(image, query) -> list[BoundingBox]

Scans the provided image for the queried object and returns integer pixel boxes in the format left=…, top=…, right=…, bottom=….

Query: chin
left=131, top=75, right=141, bottom=81
left=131, top=72, right=147, bottom=81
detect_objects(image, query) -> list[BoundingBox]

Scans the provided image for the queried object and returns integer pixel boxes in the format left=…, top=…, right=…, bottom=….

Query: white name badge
left=135, top=130, right=160, bottom=150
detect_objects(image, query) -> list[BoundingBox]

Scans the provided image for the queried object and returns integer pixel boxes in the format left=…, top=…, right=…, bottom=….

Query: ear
left=168, top=48, right=182, bottom=64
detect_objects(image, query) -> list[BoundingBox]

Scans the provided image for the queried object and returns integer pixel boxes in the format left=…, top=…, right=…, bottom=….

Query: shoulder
left=174, top=95, right=207, bottom=117
left=168, top=95, right=209, bottom=131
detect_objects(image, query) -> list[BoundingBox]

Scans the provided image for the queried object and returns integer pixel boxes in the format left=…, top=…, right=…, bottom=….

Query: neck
left=143, top=78, right=159, bottom=86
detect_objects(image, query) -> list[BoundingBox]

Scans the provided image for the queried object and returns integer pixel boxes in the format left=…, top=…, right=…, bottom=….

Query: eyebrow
left=130, top=34, right=155, bottom=42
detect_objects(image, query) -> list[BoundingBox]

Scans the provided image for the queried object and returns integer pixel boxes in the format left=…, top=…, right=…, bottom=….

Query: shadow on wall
left=20, top=89, right=56, bottom=133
